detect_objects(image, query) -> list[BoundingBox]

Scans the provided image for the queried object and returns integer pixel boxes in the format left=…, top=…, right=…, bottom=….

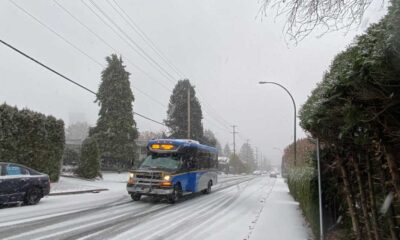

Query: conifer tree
left=165, top=79, right=204, bottom=141
left=90, top=54, right=138, bottom=168
left=203, top=129, right=218, bottom=147
left=223, top=144, right=231, bottom=157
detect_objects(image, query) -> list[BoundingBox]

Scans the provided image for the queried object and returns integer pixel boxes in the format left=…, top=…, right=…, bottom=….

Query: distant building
left=218, top=156, right=230, bottom=173
left=134, top=140, right=148, bottom=167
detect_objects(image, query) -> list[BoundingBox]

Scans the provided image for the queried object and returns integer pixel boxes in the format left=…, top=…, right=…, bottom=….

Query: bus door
left=181, top=154, right=197, bottom=192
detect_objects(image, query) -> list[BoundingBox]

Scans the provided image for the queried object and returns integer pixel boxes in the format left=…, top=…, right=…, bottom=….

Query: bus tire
left=202, top=180, right=212, bottom=194
left=168, top=184, right=182, bottom=204
left=131, top=193, right=141, bottom=201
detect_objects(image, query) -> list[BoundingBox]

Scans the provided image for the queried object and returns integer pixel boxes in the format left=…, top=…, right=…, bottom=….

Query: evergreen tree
left=239, top=142, right=256, bottom=171
left=203, top=129, right=218, bottom=147
left=62, top=147, right=80, bottom=166
left=215, top=141, right=222, bottom=155
left=65, top=122, right=90, bottom=141
left=76, top=137, right=101, bottom=179
left=229, top=154, right=248, bottom=174
left=223, top=144, right=231, bottom=157
left=165, top=79, right=203, bottom=141
left=90, top=54, right=138, bottom=169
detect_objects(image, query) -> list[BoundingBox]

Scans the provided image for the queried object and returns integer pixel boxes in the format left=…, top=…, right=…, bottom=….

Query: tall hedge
left=287, top=166, right=320, bottom=238
left=298, top=2, right=400, bottom=239
left=0, top=103, right=65, bottom=181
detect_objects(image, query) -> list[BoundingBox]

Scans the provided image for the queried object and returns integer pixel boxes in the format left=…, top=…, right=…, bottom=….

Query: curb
left=49, top=188, right=108, bottom=196
left=59, top=175, right=101, bottom=181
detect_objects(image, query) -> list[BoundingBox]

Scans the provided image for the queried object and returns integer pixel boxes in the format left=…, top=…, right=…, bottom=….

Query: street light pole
left=316, top=138, right=324, bottom=240
left=259, top=81, right=297, bottom=165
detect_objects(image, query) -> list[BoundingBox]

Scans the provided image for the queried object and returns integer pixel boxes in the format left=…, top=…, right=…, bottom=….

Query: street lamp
left=259, top=81, right=297, bottom=165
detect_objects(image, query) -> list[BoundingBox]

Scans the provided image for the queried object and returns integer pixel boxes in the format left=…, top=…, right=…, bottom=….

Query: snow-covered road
left=0, top=174, right=310, bottom=240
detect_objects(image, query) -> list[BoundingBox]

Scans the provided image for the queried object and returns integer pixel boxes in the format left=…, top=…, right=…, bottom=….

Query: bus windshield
left=139, top=153, right=182, bottom=171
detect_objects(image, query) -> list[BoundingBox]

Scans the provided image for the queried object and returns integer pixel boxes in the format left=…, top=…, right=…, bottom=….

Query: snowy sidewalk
left=251, top=178, right=312, bottom=240
left=49, top=172, right=128, bottom=195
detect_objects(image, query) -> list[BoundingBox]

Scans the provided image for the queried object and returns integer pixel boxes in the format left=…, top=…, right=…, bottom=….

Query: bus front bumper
left=127, top=185, right=173, bottom=195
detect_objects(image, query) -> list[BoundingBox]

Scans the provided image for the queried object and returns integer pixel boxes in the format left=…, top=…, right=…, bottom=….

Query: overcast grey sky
left=0, top=0, right=387, bottom=166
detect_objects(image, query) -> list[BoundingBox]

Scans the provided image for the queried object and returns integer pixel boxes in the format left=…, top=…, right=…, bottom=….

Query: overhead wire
left=110, top=0, right=234, bottom=129
left=9, top=0, right=168, bottom=110
left=86, top=0, right=178, bottom=84
left=0, top=39, right=166, bottom=126
left=81, top=0, right=178, bottom=87
left=8, top=0, right=104, bottom=68
left=97, top=0, right=234, bottom=134
left=53, top=0, right=172, bottom=93
left=10, top=0, right=245, bottom=141
left=108, top=0, right=186, bottom=79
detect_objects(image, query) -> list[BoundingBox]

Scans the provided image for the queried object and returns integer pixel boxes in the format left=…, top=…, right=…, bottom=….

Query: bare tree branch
left=260, top=0, right=376, bottom=42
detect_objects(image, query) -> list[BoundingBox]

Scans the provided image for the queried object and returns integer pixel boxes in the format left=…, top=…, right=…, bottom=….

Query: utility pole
left=231, top=125, right=238, bottom=157
left=255, top=146, right=258, bottom=168
left=246, top=139, right=250, bottom=164
left=187, top=87, right=191, bottom=139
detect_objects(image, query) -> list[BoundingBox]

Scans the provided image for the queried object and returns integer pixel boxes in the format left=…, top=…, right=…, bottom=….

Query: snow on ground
left=111, top=176, right=311, bottom=240
left=251, top=178, right=312, bottom=240
left=0, top=174, right=311, bottom=240
left=51, top=172, right=129, bottom=194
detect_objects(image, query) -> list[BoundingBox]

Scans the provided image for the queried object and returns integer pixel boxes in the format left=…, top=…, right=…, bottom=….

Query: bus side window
left=213, top=153, right=218, bottom=169
left=184, top=156, right=197, bottom=170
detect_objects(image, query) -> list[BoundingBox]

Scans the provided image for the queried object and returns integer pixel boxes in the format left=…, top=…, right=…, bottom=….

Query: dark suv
left=0, top=162, right=50, bottom=205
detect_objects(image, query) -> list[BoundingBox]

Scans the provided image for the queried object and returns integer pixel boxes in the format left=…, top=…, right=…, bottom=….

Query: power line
left=112, top=0, right=234, bottom=132
left=93, top=0, right=234, bottom=133
left=87, top=0, right=178, bottom=83
left=0, top=39, right=166, bottom=127
left=64, top=0, right=237, bottom=138
left=9, top=0, right=104, bottom=68
left=10, top=0, right=168, bottom=109
left=52, top=0, right=172, bottom=93
left=81, top=0, right=177, bottom=87
left=10, top=0, right=231, bottom=136
left=109, top=0, right=186, bottom=79
left=85, top=0, right=235, bottom=135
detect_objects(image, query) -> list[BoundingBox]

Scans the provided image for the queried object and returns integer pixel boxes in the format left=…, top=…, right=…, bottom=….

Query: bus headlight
left=128, top=173, right=135, bottom=184
left=164, top=175, right=171, bottom=181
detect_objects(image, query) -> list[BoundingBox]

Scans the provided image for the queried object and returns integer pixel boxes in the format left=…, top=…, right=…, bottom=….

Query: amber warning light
left=150, top=144, right=175, bottom=150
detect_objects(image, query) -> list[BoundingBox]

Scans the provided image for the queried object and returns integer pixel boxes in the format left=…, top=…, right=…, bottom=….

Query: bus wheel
left=168, top=184, right=182, bottom=203
left=202, top=181, right=212, bottom=194
left=131, top=193, right=141, bottom=201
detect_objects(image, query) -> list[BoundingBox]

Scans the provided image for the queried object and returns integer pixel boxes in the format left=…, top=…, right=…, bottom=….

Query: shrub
left=76, top=137, right=101, bottom=179
left=62, top=147, right=80, bottom=166
left=0, top=103, right=65, bottom=181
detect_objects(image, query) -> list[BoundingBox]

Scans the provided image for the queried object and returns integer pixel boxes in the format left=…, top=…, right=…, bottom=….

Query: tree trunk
left=351, top=154, right=373, bottom=240
left=378, top=152, right=398, bottom=240
left=366, top=151, right=381, bottom=240
left=337, top=155, right=362, bottom=240
left=384, top=145, right=400, bottom=199
left=388, top=206, right=399, bottom=240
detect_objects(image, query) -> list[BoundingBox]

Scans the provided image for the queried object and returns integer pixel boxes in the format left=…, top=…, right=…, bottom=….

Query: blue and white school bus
left=127, top=139, right=218, bottom=203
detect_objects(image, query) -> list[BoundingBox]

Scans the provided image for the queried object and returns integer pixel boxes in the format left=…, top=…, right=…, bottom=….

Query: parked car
left=269, top=171, right=278, bottom=178
left=0, top=162, right=50, bottom=205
